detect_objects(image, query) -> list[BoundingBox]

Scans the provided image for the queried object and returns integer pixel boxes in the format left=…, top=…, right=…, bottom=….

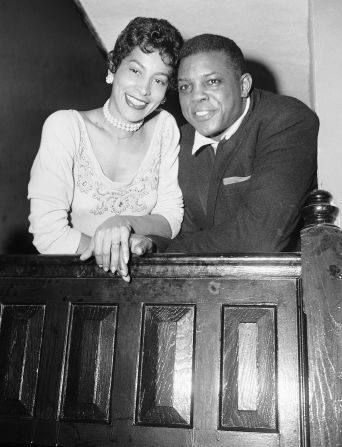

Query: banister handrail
left=0, top=252, right=301, bottom=279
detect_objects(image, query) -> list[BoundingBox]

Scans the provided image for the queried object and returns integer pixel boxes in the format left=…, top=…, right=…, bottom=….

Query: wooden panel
left=59, top=304, right=117, bottom=422
left=0, top=256, right=304, bottom=447
left=301, top=225, right=342, bottom=446
left=220, top=306, right=276, bottom=431
left=0, top=304, right=45, bottom=418
left=136, top=304, right=195, bottom=427
left=43, top=276, right=300, bottom=447
left=238, top=323, right=258, bottom=411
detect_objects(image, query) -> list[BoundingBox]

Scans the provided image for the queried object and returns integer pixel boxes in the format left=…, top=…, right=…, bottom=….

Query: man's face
left=178, top=51, right=250, bottom=140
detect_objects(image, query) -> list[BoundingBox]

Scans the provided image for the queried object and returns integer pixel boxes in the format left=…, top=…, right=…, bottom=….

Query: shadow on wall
left=0, top=0, right=108, bottom=255
left=245, top=59, right=279, bottom=94
left=4, top=229, right=37, bottom=255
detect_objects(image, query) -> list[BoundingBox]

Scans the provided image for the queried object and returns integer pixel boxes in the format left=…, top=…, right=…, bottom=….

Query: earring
left=106, top=72, right=114, bottom=84
left=160, top=98, right=166, bottom=105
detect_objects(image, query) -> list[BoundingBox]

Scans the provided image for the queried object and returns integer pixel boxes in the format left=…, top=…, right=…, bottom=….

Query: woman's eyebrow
left=127, top=58, right=143, bottom=67
left=129, top=58, right=170, bottom=77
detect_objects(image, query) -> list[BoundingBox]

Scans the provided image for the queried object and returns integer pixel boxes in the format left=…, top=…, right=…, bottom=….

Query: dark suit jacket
left=155, top=88, right=319, bottom=253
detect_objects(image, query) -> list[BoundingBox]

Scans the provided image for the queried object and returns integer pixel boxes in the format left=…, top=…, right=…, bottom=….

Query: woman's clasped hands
left=80, top=216, right=133, bottom=282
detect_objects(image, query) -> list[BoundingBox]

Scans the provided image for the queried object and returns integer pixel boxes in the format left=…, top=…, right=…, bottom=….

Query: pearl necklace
left=102, top=99, right=143, bottom=132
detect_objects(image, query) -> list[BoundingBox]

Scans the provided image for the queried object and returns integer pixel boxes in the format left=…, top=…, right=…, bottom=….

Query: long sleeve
left=28, top=111, right=82, bottom=254
left=150, top=112, right=183, bottom=238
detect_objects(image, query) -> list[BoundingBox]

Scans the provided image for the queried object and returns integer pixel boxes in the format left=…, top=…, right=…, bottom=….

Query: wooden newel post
left=301, top=189, right=342, bottom=446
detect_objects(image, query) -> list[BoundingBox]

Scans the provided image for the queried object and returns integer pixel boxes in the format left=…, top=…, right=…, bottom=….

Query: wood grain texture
left=0, top=304, right=45, bottom=417
left=238, top=323, right=258, bottom=411
left=220, top=306, right=276, bottom=431
left=136, top=305, right=194, bottom=427
left=301, top=225, right=342, bottom=446
left=60, top=304, right=117, bottom=422
left=0, top=255, right=303, bottom=447
left=0, top=253, right=301, bottom=279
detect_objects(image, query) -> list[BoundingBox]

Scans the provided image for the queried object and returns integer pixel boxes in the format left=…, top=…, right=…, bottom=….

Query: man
left=131, top=33, right=319, bottom=256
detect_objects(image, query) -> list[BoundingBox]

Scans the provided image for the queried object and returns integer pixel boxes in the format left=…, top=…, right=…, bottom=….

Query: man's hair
left=107, top=17, right=183, bottom=90
left=179, top=34, right=246, bottom=76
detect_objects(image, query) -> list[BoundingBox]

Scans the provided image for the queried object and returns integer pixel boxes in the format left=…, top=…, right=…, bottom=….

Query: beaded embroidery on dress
left=73, top=111, right=162, bottom=216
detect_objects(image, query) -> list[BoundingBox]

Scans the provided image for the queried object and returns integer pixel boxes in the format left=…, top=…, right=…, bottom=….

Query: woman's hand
left=79, top=216, right=132, bottom=278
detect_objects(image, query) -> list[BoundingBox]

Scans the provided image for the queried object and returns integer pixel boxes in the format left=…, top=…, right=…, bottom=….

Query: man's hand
left=130, top=234, right=155, bottom=256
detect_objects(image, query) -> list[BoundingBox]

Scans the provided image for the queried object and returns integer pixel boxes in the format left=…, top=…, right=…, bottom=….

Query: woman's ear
left=241, top=73, right=253, bottom=98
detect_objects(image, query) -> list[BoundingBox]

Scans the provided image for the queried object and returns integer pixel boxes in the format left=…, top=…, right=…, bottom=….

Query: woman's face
left=110, top=47, right=171, bottom=123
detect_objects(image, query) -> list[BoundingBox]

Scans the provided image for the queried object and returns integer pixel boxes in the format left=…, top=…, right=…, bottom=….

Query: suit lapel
left=179, top=126, right=215, bottom=228
left=206, top=129, right=248, bottom=227
left=205, top=90, right=261, bottom=227
left=195, top=144, right=216, bottom=216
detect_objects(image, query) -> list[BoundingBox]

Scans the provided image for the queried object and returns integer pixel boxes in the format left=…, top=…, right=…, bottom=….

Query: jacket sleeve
left=28, top=111, right=82, bottom=254
left=164, top=104, right=319, bottom=253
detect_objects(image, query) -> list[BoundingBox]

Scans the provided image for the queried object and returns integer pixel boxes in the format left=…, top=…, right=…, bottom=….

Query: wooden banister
left=0, top=190, right=341, bottom=446
left=0, top=253, right=303, bottom=446
left=301, top=189, right=342, bottom=446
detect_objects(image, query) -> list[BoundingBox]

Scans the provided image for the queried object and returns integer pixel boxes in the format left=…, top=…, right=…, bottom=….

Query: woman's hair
left=179, top=34, right=246, bottom=77
left=107, top=17, right=183, bottom=90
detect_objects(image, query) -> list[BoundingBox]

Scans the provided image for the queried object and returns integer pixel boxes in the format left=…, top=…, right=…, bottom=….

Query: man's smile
left=193, top=109, right=216, bottom=121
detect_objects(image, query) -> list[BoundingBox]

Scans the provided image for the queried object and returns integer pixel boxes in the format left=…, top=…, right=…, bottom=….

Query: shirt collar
left=192, top=96, right=250, bottom=155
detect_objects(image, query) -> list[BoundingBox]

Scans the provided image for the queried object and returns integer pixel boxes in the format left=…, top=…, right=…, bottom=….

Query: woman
left=28, top=17, right=184, bottom=281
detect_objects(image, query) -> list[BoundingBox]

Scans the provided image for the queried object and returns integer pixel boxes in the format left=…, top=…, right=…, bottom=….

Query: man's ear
left=240, top=73, right=252, bottom=98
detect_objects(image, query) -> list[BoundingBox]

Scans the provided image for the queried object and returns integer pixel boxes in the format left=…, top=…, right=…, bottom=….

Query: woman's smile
left=125, top=93, right=148, bottom=110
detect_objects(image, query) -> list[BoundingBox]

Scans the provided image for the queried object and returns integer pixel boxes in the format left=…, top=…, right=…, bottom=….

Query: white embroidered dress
left=28, top=109, right=183, bottom=254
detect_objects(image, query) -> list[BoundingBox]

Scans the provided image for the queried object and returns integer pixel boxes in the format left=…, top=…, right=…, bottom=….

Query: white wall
left=311, top=0, right=342, bottom=225
left=80, top=0, right=342, bottom=224
left=80, top=0, right=312, bottom=106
